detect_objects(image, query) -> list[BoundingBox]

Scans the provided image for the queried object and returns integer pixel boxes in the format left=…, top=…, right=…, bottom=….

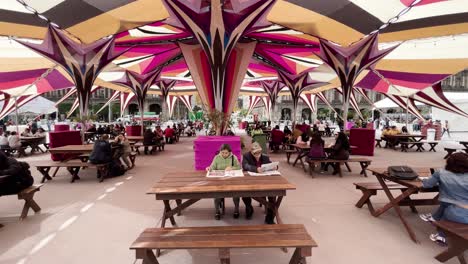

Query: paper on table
left=206, top=170, right=244, bottom=178
left=261, top=162, right=279, bottom=172
left=248, top=171, right=281, bottom=176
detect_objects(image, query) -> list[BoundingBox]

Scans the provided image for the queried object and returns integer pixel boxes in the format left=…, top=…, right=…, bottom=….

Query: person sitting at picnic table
left=21, top=128, right=32, bottom=137
left=250, top=124, right=263, bottom=136
left=154, top=126, right=164, bottom=142
left=296, top=131, right=310, bottom=145
left=0, top=152, right=33, bottom=196
left=116, top=134, right=132, bottom=170
left=0, top=131, right=9, bottom=150
left=308, top=132, right=327, bottom=171
left=8, top=131, right=25, bottom=155
left=206, top=144, right=241, bottom=220
left=389, top=126, right=401, bottom=135
left=143, top=129, right=156, bottom=155
left=184, top=126, right=194, bottom=137
left=34, top=127, right=46, bottom=138
left=89, top=135, right=112, bottom=165
left=283, top=126, right=292, bottom=143
left=270, top=125, right=284, bottom=151
left=401, top=126, right=409, bottom=134
left=419, top=152, right=468, bottom=244
left=327, top=132, right=350, bottom=174
left=87, top=124, right=97, bottom=133
left=164, top=126, right=175, bottom=144
left=292, top=126, right=303, bottom=143
left=325, top=123, right=332, bottom=137
left=242, top=142, right=278, bottom=223
left=97, top=125, right=104, bottom=134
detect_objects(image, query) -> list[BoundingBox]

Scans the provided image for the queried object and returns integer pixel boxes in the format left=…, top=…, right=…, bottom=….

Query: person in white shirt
left=20, top=128, right=32, bottom=137
left=8, top=131, right=21, bottom=149
left=0, top=132, right=9, bottom=148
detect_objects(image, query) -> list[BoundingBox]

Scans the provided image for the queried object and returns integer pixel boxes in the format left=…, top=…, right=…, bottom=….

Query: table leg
left=292, top=149, right=302, bottom=167
left=435, top=234, right=468, bottom=264
left=38, top=167, right=52, bottom=183
left=374, top=174, right=420, bottom=243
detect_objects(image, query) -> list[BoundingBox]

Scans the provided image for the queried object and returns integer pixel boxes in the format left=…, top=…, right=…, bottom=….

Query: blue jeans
left=432, top=202, right=468, bottom=237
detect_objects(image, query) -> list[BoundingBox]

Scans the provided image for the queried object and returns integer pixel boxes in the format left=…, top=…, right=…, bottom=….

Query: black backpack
left=388, top=166, right=419, bottom=180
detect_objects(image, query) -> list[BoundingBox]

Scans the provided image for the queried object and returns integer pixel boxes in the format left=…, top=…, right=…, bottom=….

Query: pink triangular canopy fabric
left=385, top=94, right=425, bottom=121
left=166, top=95, right=178, bottom=118
left=412, top=83, right=468, bottom=118
left=261, top=96, right=272, bottom=120
left=120, top=92, right=135, bottom=116
left=96, top=91, right=121, bottom=115
left=247, top=96, right=262, bottom=116
left=0, top=93, right=40, bottom=119
left=335, top=87, right=364, bottom=120
left=178, top=95, right=193, bottom=112
left=66, top=86, right=100, bottom=118
left=300, top=93, right=317, bottom=113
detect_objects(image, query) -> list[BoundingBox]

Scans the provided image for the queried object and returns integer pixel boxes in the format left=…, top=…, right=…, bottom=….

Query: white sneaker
left=419, top=213, right=435, bottom=222
left=430, top=233, right=446, bottom=245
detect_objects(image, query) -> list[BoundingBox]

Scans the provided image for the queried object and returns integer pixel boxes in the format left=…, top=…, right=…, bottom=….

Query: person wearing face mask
left=206, top=144, right=241, bottom=220
left=242, top=142, right=278, bottom=224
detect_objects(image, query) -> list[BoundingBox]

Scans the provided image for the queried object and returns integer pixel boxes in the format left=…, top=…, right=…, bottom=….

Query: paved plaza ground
left=0, top=134, right=466, bottom=264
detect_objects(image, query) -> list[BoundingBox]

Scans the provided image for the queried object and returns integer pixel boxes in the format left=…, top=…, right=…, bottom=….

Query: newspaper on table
left=206, top=169, right=244, bottom=178
left=248, top=170, right=281, bottom=176
left=261, top=162, right=279, bottom=172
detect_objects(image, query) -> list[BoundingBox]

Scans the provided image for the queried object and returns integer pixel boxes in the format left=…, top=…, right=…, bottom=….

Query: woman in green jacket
left=207, top=144, right=241, bottom=220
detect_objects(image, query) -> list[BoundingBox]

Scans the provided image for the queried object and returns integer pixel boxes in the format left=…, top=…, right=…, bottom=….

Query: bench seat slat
left=433, top=220, right=468, bottom=240
left=354, top=182, right=406, bottom=190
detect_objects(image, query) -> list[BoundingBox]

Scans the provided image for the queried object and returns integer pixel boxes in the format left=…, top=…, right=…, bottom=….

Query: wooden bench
left=432, top=220, right=468, bottom=264
left=444, top=148, right=468, bottom=159
left=354, top=182, right=408, bottom=216
left=35, top=161, right=110, bottom=183
left=307, top=158, right=372, bottom=178
left=130, top=224, right=317, bottom=264
left=0, top=184, right=43, bottom=220
left=426, top=141, right=439, bottom=152
left=400, top=141, right=425, bottom=152
left=133, top=142, right=164, bottom=155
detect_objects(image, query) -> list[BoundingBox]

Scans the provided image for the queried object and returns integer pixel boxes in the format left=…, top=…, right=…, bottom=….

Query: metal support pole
left=14, top=96, right=19, bottom=134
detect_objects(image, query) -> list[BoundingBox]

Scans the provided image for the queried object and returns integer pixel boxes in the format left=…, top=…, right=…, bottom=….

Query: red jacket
left=164, top=128, right=174, bottom=137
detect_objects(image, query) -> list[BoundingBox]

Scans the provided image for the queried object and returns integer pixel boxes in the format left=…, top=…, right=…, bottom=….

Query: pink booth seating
left=194, top=136, right=242, bottom=171
left=349, top=128, right=375, bottom=156
left=49, top=130, right=82, bottom=161
left=54, top=124, right=70, bottom=132
left=126, top=125, right=142, bottom=136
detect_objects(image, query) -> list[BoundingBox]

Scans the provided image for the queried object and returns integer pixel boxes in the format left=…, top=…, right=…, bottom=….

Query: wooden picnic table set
left=357, top=167, right=468, bottom=264
left=129, top=170, right=318, bottom=264
left=381, top=134, right=440, bottom=152
left=285, top=143, right=370, bottom=177
left=444, top=141, right=468, bottom=159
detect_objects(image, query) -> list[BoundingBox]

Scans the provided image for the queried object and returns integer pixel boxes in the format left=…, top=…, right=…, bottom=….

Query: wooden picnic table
left=459, top=141, right=468, bottom=149
left=368, top=167, right=439, bottom=243
left=288, top=143, right=357, bottom=171
left=147, top=171, right=296, bottom=229
left=20, top=136, right=46, bottom=154
left=382, top=134, right=426, bottom=149
left=49, top=144, right=94, bottom=155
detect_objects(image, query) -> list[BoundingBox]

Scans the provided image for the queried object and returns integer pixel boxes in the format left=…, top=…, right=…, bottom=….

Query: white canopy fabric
left=0, top=95, right=57, bottom=115
left=374, top=97, right=423, bottom=109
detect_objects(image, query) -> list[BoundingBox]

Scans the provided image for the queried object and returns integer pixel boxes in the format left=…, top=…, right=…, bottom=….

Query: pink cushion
left=194, top=136, right=242, bottom=171
left=349, top=128, right=375, bottom=156
left=54, top=124, right=70, bottom=132
left=49, top=130, right=82, bottom=161
left=126, top=125, right=142, bottom=136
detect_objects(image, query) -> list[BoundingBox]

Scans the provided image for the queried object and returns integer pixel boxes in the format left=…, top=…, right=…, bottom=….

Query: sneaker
left=419, top=213, right=435, bottom=222
left=430, top=233, right=446, bottom=245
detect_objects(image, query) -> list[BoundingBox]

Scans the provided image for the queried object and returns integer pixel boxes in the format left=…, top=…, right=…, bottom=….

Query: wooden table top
left=49, top=144, right=93, bottom=154
left=368, top=167, right=434, bottom=189
left=148, top=171, right=296, bottom=195
left=289, top=143, right=310, bottom=150
left=20, top=136, right=45, bottom=141
left=383, top=134, right=426, bottom=139
left=126, top=136, right=143, bottom=141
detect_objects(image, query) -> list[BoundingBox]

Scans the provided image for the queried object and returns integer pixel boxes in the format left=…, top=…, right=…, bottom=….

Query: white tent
left=0, top=96, right=57, bottom=115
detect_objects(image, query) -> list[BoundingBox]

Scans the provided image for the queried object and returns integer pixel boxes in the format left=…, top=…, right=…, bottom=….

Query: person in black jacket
left=0, top=152, right=33, bottom=195
left=242, top=142, right=278, bottom=224
left=89, top=135, right=112, bottom=164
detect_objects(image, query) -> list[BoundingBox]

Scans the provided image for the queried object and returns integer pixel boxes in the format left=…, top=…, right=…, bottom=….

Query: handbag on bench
left=387, top=166, right=419, bottom=180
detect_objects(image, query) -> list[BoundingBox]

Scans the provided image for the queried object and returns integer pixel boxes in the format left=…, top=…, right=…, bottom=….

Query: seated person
left=242, top=142, right=278, bottom=223
left=327, top=132, right=350, bottom=174
left=184, top=126, right=193, bottom=136
left=250, top=124, right=263, bottom=136
left=270, top=125, right=285, bottom=151
left=21, top=128, right=32, bottom=137
left=164, top=126, right=175, bottom=144
left=143, top=129, right=156, bottom=154
left=87, top=124, right=97, bottom=133
left=34, top=128, right=46, bottom=138
left=292, top=126, right=303, bottom=143
left=207, top=144, right=241, bottom=220
left=308, top=132, right=326, bottom=160
left=389, top=126, right=401, bottom=135
left=325, top=124, right=332, bottom=137
left=154, top=126, right=164, bottom=143
left=0, top=152, right=33, bottom=195
left=8, top=132, right=24, bottom=154
left=115, top=134, right=132, bottom=169
left=0, top=131, right=9, bottom=149
left=420, top=153, right=468, bottom=244
left=296, top=132, right=310, bottom=145
left=89, top=135, right=112, bottom=164
left=401, top=126, right=409, bottom=134
left=283, top=126, right=292, bottom=143
left=97, top=125, right=104, bottom=134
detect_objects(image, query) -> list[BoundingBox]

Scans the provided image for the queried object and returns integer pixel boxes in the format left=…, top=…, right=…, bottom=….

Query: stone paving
left=0, top=134, right=465, bottom=264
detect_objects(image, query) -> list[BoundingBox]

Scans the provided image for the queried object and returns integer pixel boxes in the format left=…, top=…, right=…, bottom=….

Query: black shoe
left=245, top=205, right=254, bottom=220
left=233, top=212, right=240, bottom=219
left=215, top=213, right=221, bottom=220
left=265, top=214, right=275, bottom=224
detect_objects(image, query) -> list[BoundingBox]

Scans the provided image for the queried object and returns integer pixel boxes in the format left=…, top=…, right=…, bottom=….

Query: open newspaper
left=248, top=170, right=281, bottom=176
left=206, top=170, right=244, bottom=178
left=261, top=162, right=279, bottom=172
